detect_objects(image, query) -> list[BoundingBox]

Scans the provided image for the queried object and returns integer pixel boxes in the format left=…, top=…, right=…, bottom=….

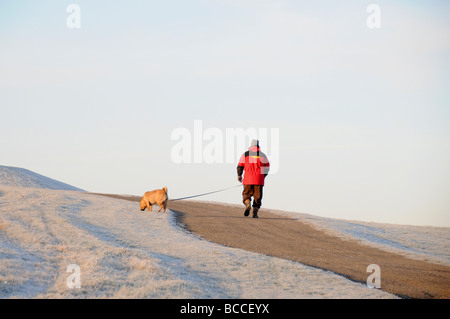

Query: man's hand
left=238, top=176, right=243, bottom=183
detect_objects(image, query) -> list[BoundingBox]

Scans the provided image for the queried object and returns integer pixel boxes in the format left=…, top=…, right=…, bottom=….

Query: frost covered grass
left=0, top=186, right=397, bottom=298
left=199, top=200, right=450, bottom=267
left=268, top=208, right=450, bottom=267
left=0, top=166, right=83, bottom=191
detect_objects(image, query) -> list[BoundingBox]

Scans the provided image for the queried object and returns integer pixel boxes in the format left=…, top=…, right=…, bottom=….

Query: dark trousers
left=242, top=185, right=263, bottom=208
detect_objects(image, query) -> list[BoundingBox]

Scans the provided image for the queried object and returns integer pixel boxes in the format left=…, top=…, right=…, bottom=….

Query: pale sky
left=1, top=0, right=449, bottom=227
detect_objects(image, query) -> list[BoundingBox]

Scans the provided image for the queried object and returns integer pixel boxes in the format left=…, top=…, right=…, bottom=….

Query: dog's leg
left=145, top=199, right=152, bottom=212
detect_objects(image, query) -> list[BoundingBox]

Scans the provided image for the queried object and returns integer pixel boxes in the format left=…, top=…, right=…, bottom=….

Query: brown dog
left=139, top=187, right=168, bottom=213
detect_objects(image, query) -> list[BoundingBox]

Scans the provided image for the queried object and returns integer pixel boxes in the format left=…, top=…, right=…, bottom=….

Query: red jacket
left=237, top=146, right=270, bottom=185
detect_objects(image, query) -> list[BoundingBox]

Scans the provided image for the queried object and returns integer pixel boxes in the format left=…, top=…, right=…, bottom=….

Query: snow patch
left=0, top=165, right=83, bottom=191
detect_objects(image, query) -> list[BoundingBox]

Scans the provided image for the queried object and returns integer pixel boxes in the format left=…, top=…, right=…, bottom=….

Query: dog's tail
left=162, top=186, right=168, bottom=199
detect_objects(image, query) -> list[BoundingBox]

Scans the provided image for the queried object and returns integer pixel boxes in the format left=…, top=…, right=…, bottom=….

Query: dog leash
left=169, top=184, right=242, bottom=202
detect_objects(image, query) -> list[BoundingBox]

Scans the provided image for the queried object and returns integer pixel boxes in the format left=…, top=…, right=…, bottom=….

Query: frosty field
left=0, top=185, right=398, bottom=299
left=1, top=165, right=449, bottom=299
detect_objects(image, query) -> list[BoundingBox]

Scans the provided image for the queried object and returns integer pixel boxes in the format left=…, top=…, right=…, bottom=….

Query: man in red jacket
left=237, top=139, right=270, bottom=218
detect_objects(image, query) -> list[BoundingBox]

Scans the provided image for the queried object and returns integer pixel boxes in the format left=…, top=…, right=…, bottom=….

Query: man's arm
left=237, top=165, right=244, bottom=182
left=237, top=153, right=246, bottom=182
left=261, top=152, right=270, bottom=177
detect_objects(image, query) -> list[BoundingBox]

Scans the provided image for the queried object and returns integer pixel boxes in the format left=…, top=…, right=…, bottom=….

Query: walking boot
left=252, top=207, right=259, bottom=218
left=244, top=199, right=251, bottom=217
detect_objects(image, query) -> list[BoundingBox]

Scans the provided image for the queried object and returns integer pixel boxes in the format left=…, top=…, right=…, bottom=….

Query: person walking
left=237, top=139, right=270, bottom=218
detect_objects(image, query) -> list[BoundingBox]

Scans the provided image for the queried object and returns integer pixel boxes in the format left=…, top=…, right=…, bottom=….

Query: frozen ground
left=0, top=166, right=83, bottom=191
left=0, top=185, right=397, bottom=298
left=200, top=200, right=450, bottom=267
left=1, top=165, right=447, bottom=299
left=270, top=208, right=450, bottom=267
